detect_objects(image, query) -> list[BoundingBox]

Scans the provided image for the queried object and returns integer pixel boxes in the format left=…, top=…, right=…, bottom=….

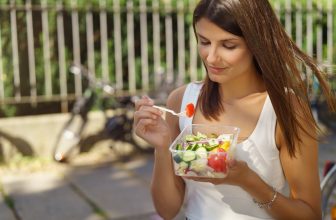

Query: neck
left=219, top=71, right=266, bottom=103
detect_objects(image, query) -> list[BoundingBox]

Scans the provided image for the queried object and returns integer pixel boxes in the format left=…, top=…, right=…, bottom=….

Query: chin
left=208, top=74, right=230, bottom=84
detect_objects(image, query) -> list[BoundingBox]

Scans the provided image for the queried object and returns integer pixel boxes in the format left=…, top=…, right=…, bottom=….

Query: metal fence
left=0, top=0, right=335, bottom=113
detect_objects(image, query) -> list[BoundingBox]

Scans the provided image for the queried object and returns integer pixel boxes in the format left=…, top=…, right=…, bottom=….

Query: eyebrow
left=197, top=33, right=239, bottom=42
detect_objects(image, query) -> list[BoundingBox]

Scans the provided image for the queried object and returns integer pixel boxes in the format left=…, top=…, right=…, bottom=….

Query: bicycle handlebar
left=69, top=64, right=115, bottom=95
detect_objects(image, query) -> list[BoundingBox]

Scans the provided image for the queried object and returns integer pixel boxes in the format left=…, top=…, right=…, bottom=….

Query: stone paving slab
left=66, top=163, right=156, bottom=219
left=119, top=155, right=186, bottom=220
left=120, top=155, right=154, bottom=183
left=1, top=172, right=103, bottom=220
left=0, top=192, right=16, bottom=220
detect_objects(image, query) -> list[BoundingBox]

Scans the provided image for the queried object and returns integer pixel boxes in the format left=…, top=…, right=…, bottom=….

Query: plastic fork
left=153, top=103, right=195, bottom=118
left=153, top=105, right=188, bottom=117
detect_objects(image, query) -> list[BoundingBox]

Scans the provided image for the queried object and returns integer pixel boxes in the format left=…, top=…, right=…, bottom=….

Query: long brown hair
left=193, top=0, right=336, bottom=157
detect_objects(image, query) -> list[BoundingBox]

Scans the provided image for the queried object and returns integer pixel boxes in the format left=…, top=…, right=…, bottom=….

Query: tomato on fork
left=185, top=103, right=195, bottom=118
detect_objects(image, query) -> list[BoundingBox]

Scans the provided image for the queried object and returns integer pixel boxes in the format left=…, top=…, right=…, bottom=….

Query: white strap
left=179, top=82, right=202, bottom=131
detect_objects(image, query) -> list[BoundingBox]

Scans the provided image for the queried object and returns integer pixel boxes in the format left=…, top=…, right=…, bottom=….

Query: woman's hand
left=186, top=160, right=256, bottom=187
left=133, top=96, right=172, bottom=150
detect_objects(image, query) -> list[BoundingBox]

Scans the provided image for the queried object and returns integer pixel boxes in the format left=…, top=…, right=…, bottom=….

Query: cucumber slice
left=178, top=161, right=189, bottom=170
left=195, top=147, right=207, bottom=159
left=182, top=150, right=196, bottom=162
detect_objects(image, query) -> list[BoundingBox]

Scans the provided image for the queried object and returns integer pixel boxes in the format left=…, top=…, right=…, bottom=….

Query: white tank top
left=179, top=82, right=289, bottom=220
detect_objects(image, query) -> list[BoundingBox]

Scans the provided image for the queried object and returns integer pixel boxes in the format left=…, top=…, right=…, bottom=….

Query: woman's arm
left=135, top=86, right=187, bottom=219
left=240, top=99, right=321, bottom=220
left=151, top=87, right=187, bottom=219
left=238, top=124, right=321, bottom=220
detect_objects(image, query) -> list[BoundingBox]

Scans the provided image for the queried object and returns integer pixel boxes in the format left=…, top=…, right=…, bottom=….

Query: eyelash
left=199, top=41, right=236, bottom=50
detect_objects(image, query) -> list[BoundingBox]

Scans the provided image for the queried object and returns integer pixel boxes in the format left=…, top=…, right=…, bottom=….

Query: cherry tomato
left=185, top=103, right=195, bottom=117
left=208, top=151, right=227, bottom=173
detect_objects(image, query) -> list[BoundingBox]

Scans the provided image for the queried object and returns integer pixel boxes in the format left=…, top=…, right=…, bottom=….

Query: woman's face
left=195, top=18, right=256, bottom=84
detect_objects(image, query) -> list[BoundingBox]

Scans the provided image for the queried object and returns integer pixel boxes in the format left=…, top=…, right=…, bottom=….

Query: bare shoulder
left=166, top=84, right=188, bottom=111
left=275, top=92, right=316, bottom=149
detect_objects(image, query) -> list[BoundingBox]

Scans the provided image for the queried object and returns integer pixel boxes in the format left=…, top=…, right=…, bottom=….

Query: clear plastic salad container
left=169, top=124, right=240, bottom=178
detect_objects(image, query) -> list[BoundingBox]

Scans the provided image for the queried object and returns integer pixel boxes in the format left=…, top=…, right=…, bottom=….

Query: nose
left=206, top=46, right=220, bottom=64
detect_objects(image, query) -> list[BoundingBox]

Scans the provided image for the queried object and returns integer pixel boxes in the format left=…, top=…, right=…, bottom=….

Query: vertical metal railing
left=57, top=0, right=67, bottom=112
left=41, top=0, right=53, bottom=97
left=165, top=0, right=174, bottom=85
left=86, top=3, right=95, bottom=80
left=0, top=1, right=334, bottom=112
left=152, top=0, right=161, bottom=89
left=0, top=20, right=3, bottom=102
left=26, top=0, right=37, bottom=105
left=127, top=0, right=136, bottom=93
left=306, top=0, right=313, bottom=82
left=177, top=0, right=185, bottom=86
left=140, top=0, right=149, bottom=91
left=100, top=0, right=109, bottom=83
left=285, top=0, right=292, bottom=38
left=189, top=0, right=198, bottom=82
left=327, top=0, right=333, bottom=75
left=71, top=0, right=82, bottom=96
left=10, top=0, right=20, bottom=101
left=295, top=0, right=303, bottom=49
left=113, top=0, right=123, bottom=91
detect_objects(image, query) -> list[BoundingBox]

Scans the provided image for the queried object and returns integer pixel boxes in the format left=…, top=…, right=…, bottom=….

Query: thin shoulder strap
left=250, top=95, right=278, bottom=159
left=179, top=82, right=203, bottom=131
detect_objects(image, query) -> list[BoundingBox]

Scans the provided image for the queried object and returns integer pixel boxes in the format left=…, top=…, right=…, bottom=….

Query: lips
left=206, top=65, right=227, bottom=74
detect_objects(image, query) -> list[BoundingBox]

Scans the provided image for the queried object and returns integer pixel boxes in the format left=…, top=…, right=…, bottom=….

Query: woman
left=133, top=0, right=335, bottom=219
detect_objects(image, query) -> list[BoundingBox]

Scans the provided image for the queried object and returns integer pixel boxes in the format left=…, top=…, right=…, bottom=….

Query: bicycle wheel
left=321, top=164, right=336, bottom=220
left=53, top=114, right=87, bottom=162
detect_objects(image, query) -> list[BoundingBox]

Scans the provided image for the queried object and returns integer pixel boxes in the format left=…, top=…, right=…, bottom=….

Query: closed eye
left=223, top=44, right=237, bottom=50
left=200, top=40, right=210, bottom=45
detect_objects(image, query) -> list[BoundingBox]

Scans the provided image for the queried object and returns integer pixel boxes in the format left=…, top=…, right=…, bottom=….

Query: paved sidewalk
left=0, top=131, right=335, bottom=220
left=0, top=154, right=184, bottom=220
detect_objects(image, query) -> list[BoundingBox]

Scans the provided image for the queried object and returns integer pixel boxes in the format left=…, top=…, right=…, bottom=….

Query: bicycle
left=53, top=64, right=152, bottom=163
left=313, top=74, right=336, bottom=132
left=321, top=161, right=336, bottom=220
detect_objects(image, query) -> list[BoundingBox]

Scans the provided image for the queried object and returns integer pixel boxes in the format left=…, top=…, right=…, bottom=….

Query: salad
left=172, top=131, right=234, bottom=178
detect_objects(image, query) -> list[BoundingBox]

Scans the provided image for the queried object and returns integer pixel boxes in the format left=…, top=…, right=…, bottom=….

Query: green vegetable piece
left=182, top=150, right=196, bottom=162
left=196, top=132, right=207, bottom=140
left=185, top=134, right=196, bottom=142
left=191, top=143, right=199, bottom=151
left=186, top=143, right=198, bottom=151
left=208, top=138, right=219, bottom=147
left=176, top=143, right=183, bottom=151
